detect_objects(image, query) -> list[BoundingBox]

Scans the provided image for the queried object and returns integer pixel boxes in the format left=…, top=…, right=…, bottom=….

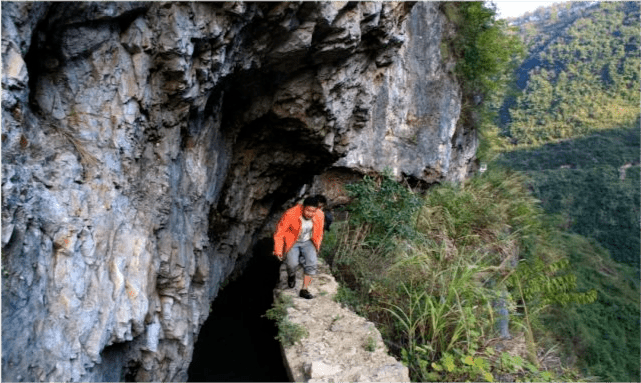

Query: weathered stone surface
left=276, top=260, right=410, bottom=382
left=332, top=1, right=476, bottom=184
left=2, top=2, right=475, bottom=381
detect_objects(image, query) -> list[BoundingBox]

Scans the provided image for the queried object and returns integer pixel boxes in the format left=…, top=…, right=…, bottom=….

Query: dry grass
left=49, top=121, right=99, bottom=168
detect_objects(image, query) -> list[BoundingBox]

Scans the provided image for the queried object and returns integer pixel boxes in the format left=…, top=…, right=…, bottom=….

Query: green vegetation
left=496, top=125, right=640, bottom=271
left=264, top=293, right=308, bottom=347
left=476, top=3, right=641, bottom=380
left=492, top=119, right=640, bottom=383
left=343, top=170, right=422, bottom=247
left=440, top=2, right=525, bottom=163
left=319, top=2, right=640, bottom=381
left=505, top=2, right=640, bottom=145
left=541, top=233, right=640, bottom=381
left=365, top=335, right=376, bottom=352
left=441, top=2, right=524, bottom=96
left=333, top=285, right=364, bottom=312
left=322, top=169, right=599, bottom=382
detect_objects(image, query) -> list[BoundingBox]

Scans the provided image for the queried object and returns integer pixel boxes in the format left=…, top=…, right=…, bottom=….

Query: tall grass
left=323, top=169, right=598, bottom=381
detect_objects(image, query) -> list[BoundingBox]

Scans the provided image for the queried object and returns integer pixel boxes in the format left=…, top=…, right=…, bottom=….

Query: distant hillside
left=498, top=1, right=640, bottom=143
left=497, top=124, right=640, bottom=270
left=490, top=4, right=641, bottom=381
left=508, top=1, right=600, bottom=51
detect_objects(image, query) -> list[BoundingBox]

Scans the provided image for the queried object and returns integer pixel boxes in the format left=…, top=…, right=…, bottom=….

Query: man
left=273, top=196, right=324, bottom=299
left=314, top=194, right=333, bottom=232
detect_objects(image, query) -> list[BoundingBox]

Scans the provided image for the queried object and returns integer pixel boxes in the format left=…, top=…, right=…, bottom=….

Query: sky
left=490, top=1, right=562, bottom=19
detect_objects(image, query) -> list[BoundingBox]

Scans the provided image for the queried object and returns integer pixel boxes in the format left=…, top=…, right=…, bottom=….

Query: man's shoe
left=299, top=289, right=313, bottom=299
left=288, top=275, right=296, bottom=288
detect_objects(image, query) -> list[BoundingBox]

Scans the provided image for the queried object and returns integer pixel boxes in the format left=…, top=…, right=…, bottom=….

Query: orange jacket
left=273, top=204, right=324, bottom=256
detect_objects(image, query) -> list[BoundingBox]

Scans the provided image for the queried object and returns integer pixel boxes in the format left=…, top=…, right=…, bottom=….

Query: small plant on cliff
left=264, top=293, right=308, bottom=347
left=365, top=335, right=376, bottom=352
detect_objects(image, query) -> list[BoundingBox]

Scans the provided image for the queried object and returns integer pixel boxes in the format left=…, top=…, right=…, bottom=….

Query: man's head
left=302, top=196, right=318, bottom=219
left=314, top=194, right=328, bottom=209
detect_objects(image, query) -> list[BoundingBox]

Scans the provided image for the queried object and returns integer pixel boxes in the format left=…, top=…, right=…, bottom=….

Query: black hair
left=302, top=196, right=318, bottom=207
left=314, top=194, right=328, bottom=205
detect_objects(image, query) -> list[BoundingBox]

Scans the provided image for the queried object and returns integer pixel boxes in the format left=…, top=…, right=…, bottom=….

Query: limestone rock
left=2, top=2, right=475, bottom=381
left=306, top=361, right=343, bottom=379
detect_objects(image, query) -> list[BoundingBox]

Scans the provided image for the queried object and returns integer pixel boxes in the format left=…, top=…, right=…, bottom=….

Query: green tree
left=443, top=2, right=525, bottom=96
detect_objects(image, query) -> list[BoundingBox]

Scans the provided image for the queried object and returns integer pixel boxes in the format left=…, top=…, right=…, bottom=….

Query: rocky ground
left=274, top=259, right=409, bottom=382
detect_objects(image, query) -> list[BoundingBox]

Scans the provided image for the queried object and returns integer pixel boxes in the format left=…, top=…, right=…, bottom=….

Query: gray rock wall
left=1, top=2, right=476, bottom=381
left=334, top=1, right=477, bottom=183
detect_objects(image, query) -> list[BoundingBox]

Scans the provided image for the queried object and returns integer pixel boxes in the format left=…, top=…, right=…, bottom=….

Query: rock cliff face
left=1, top=2, right=476, bottom=381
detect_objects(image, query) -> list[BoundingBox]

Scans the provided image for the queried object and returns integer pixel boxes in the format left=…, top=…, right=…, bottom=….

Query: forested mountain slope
left=489, top=3, right=640, bottom=381
left=495, top=1, right=640, bottom=270
left=500, top=1, right=639, bottom=143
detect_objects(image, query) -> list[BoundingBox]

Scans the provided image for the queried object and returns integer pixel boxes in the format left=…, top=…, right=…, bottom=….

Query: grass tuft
left=264, top=293, right=308, bottom=347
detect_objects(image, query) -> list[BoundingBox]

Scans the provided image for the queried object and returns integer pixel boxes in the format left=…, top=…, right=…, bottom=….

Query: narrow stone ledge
left=274, top=259, right=410, bottom=382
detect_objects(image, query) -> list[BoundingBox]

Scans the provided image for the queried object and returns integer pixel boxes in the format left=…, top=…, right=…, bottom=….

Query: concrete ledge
left=273, top=259, right=410, bottom=382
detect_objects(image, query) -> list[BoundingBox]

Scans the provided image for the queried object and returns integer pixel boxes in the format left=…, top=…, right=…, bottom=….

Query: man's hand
left=273, top=251, right=283, bottom=261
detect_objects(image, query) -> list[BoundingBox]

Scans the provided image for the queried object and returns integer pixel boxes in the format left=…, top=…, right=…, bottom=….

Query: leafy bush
left=343, top=170, right=423, bottom=249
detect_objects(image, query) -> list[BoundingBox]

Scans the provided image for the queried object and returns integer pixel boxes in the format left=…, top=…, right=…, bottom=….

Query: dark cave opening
left=187, top=238, right=289, bottom=382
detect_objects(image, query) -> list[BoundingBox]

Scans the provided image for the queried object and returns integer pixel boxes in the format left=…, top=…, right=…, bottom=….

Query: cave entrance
left=187, top=239, right=289, bottom=382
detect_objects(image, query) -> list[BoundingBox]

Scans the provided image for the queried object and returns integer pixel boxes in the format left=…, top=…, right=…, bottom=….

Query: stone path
left=274, top=260, right=410, bottom=382
left=619, top=162, right=639, bottom=180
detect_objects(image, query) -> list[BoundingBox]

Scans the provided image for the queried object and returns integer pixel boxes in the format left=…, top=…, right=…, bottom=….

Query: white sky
left=490, top=1, right=562, bottom=19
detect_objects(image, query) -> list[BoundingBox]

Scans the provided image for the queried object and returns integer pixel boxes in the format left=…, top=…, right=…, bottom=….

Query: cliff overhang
left=1, top=2, right=477, bottom=381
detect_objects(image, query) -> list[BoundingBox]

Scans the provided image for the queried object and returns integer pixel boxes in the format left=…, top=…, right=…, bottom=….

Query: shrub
left=343, top=170, right=423, bottom=249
